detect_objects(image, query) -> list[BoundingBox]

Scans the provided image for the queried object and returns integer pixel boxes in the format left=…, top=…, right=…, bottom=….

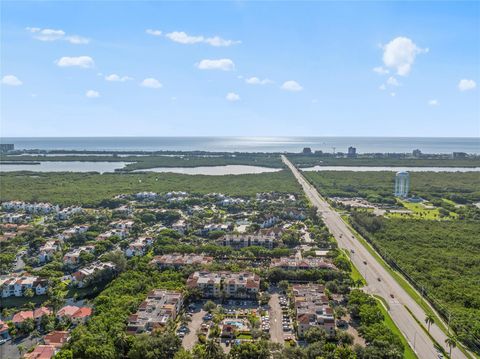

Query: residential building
left=125, top=237, right=154, bottom=257
left=172, top=219, right=188, bottom=234
left=200, top=223, right=232, bottom=235
left=292, top=284, right=335, bottom=338
left=150, top=254, right=213, bottom=269
left=110, top=219, right=135, bottom=230
left=38, top=240, right=60, bottom=263
left=57, top=306, right=92, bottom=325
left=43, top=331, right=69, bottom=349
left=412, top=149, right=422, bottom=158
left=259, top=215, right=279, bottom=228
left=187, top=271, right=260, bottom=299
left=96, top=228, right=128, bottom=241
left=218, top=233, right=279, bottom=249
left=63, top=245, right=95, bottom=267
left=58, top=225, right=89, bottom=240
left=0, top=143, right=14, bottom=153
left=135, top=192, right=158, bottom=200
left=56, top=206, right=82, bottom=220
left=270, top=257, right=336, bottom=271
left=12, top=307, right=51, bottom=327
left=0, top=320, right=10, bottom=340
left=126, top=289, right=183, bottom=334
left=23, top=345, right=56, bottom=359
left=347, top=146, right=357, bottom=158
left=0, top=275, right=48, bottom=298
left=71, top=261, right=116, bottom=288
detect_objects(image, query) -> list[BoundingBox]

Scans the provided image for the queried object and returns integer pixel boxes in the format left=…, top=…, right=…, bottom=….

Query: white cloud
left=379, top=84, right=386, bottom=91
left=458, top=79, right=476, bottom=91
left=311, top=99, right=318, bottom=104
left=428, top=99, right=439, bottom=106
left=2, top=75, right=23, bottom=86
left=382, top=37, right=427, bottom=76
left=56, top=56, right=94, bottom=68
left=196, top=59, right=235, bottom=71
left=65, top=35, right=90, bottom=45
left=373, top=66, right=389, bottom=75
left=245, top=77, right=273, bottom=85
left=387, top=76, right=400, bottom=86
left=226, top=92, right=240, bottom=101
left=105, top=74, right=133, bottom=82
left=141, top=78, right=162, bottom=89
left=281, top=80, right=303, bottom=92
left=26, top=27, right=89, bottom=44
left=390, top=92, right=396, bottom=97
left=146, top=29, right=162, bottom=36
left=85, top=90, right=100, bottom=98
left=165, top=31, right=240, bottom=47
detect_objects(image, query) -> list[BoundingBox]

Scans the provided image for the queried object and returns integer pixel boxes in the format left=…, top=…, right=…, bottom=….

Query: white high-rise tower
left=394, top=171, right=410, bottom=197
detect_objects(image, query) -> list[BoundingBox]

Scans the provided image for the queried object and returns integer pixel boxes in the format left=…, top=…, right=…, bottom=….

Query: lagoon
left=0, top=161, right=132, bottom=173
left=132, top=165, right=282, bottom=175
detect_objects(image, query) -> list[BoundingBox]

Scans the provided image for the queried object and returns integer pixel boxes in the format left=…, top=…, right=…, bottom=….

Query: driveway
left=0, top=335, right=40, bottom=359
left=182, top=306, right=206, bottom=350
left=268, top=293, right=284, bottom=344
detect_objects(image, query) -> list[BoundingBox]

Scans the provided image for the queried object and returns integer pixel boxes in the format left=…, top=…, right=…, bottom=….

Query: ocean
left=1, top=137, right=479, bottom=154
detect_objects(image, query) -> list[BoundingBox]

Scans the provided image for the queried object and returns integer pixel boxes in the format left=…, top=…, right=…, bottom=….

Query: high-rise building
left=0, top=144, right=14, bottom=153
left=347, top=146, right=357, bottom=158
left=412, top=149, right=422, bottom=158
left=394, top=171, right=410, bottom=197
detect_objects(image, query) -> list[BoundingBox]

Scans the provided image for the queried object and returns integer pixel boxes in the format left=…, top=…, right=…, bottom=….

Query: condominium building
left=217, top=233, right=278, bottom=249
left=187, top=271, right=260, bottom=299
left=0, top=275, right=48, bottom=298
left=127, top=289, right=183, bottom=334
left=292, top=284, right=335, bottom=338
left=270, top=257, right=336, bottom=271
left=150, top=253, right=213, bottom=269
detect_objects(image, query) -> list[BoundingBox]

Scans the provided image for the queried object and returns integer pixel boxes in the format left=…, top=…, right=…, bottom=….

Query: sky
left=1, top=1, right=479, bottom=137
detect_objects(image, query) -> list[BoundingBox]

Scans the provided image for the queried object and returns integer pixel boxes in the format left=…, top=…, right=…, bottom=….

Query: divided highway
left=282, top=155, right=467, bottom=359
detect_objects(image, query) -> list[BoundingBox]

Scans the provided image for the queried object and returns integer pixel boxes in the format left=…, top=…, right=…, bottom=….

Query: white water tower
left=394, top=171, right=410, bottom=198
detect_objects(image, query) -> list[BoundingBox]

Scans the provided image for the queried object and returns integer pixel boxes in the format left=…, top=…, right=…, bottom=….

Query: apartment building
left=187, top=271, right=260, bottom=299
left=150, top=253, right=213, bottom=269
left=38, top=240, right=60, bottom=263
left=292, top=284, right=335, bottom=338
left=71, top=261, right=116, bottom=288
left=127, top=289, right=183, bottom=334
left=125, top=237, right=154, bottom=257
left=217, top=233, right=279, bottom=249
left=0, top=275, right=48, bottom=298
left=270, top=257, right=336, bottom=271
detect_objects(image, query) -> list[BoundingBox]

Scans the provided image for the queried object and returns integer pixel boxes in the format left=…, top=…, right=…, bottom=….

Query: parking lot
left=182, top=303, right=206, bottom=350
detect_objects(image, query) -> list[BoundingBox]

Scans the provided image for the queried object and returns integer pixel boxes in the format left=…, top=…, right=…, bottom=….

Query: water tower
left=394, top=171, right=410, bottom=198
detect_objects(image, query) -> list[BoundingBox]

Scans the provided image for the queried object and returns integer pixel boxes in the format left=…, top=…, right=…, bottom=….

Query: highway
left=282, top=155, right=467, bottom=359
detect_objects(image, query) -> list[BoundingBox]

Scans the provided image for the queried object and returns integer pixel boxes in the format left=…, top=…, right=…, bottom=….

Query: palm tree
left=445, top=336, right=456, bottom=358
left=205, top=339, right=224, bottom=359
left=425, top=314, right=435, bottom=332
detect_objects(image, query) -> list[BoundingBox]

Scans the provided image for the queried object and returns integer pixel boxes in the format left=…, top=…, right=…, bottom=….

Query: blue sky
left=1, top=1, right=479, bottom=137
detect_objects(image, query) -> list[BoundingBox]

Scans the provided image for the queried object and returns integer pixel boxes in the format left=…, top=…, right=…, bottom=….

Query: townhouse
left=57, top=305, right=92, bottom=325
left=187, top=271, right=260, bottom=299
left=292, top=284, right=336, bottom=338
left=11, top=307, right=52, bottom=327
left=259, top=215, right=279, bottom=229
left=71, top=261, right=116, bottom=288
left=0, top=275, right=48, bottom=298
left=125, top=236, right=154, bottom=257
left=38, top=240, right=60, bottom=263
left=58, top=225, right=89, bottom=240
left=63, top=245, right=95, bottom=267
left=150, top=253, right=213, bottom=269
left=126, top=289, right=183, bottom=334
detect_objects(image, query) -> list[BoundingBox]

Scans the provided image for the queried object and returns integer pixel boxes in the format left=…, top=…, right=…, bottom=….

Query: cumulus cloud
left=382, top=37, right=427, bottom=76
left=146, top=29, right=162, bottom=36
left=26, top=27, right=89, bottom=44
left=390, top=92, right=396, bottom=97
left=373, top=66, right=389, bottom=75
left=387, top=76, right=400, bottom=86
left=281, top=80, right=303, bottom=92
left=55, top=56, right=94, bottom=68
left=2, top=75, right=23, bottom=86
left=165, top=31, right=240, bottom=47
left=458, top=79, right=476, bottom=91
left=379, top=84, right=386, bottom=91
left=245, top=77, right=273, bottom=85
left=428, top=99, right=439, bottom=106
left=85, top=90, right=100, bottom=98
left=105, top=74, right=133, bottom=82
left=196, top=59, right=235, bottom=71
left=141, top=78, right=162, bottom=88
left=226, top=92, right=240, bottom=101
